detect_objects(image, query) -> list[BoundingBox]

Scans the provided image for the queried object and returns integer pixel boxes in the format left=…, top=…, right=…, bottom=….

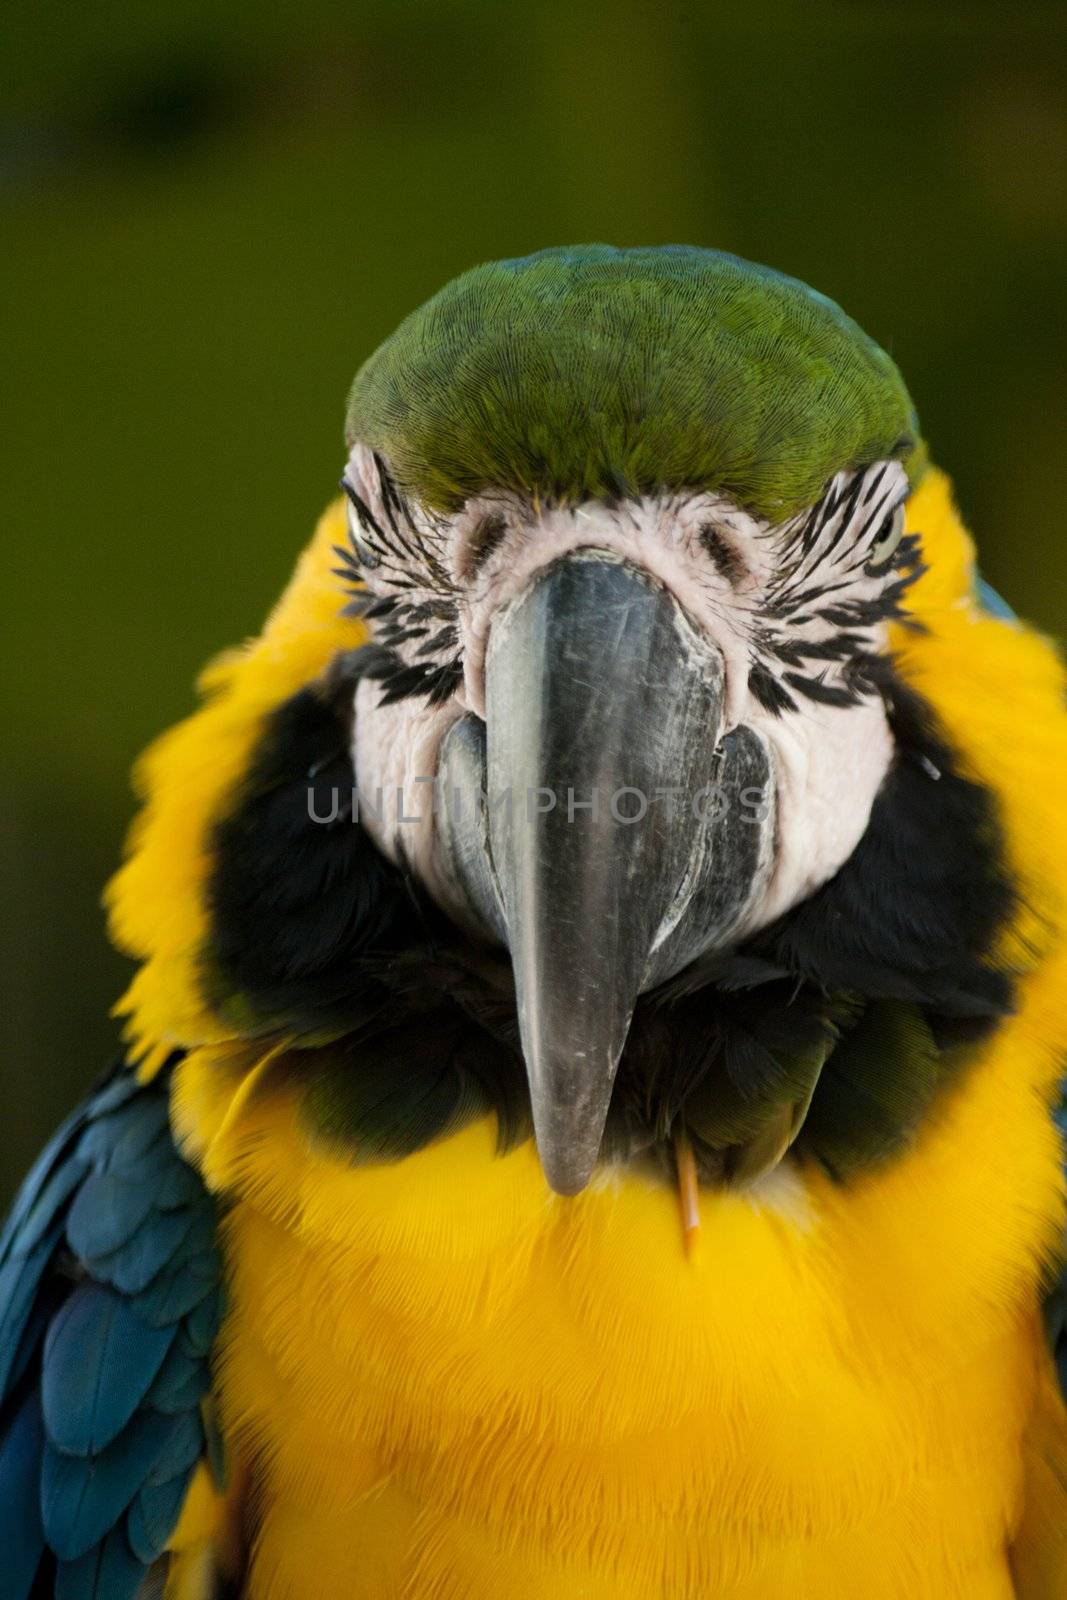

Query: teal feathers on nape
left=974, top=572, right=1018, bottom=623
left=0, top=1061, right=225, bottom=1600
left=346, top=244, right=924, bottom=520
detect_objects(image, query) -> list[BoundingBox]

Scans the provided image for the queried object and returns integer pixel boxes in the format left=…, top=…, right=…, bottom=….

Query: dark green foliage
left=346, top=245, right=922, bottom=520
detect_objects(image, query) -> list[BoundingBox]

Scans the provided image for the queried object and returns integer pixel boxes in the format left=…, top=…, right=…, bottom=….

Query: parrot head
left=322, top=245, right=1005, bottom=1196
left=117, top=245, right=1016, bottom=1207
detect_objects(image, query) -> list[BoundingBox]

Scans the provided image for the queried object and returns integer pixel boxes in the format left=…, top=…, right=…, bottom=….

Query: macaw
left=2, top=244, right=1067, bottom=1599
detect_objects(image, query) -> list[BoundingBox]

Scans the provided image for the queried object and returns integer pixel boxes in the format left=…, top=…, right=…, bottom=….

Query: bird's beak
left=440, top=552, right=774, bottom=1195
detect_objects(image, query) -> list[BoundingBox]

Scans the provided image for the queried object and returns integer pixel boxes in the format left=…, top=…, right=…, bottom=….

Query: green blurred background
left=3, top=0, right=1066, bottom=1198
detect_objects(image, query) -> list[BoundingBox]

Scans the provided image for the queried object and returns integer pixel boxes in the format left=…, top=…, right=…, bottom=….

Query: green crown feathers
left=346, top=244, right=922, bottom=521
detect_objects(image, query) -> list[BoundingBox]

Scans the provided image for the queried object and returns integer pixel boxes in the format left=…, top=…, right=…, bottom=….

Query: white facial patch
left=343, top=440, right=912, bottom=949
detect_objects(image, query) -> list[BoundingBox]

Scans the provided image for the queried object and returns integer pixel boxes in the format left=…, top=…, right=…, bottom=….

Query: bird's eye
left=699, top=524, right=746, bottom=585
left=345, top=497, right=381, bottom=569
left=462, top=512, right=508, bottom=579
left=867, top=503, right=906, bottom=569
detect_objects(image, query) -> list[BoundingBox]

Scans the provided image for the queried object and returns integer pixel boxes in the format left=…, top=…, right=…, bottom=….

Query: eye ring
left=867, top=502, right=906, bottom=570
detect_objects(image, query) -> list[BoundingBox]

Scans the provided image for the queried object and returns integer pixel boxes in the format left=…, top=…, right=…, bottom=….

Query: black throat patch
left=203, top=652, right=1018, bottom=1186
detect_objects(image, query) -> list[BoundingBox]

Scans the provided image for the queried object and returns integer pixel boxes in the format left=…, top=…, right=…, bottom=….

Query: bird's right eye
left=343, top=488, right=381, bottom=569
left=866, top=503, right=906, bottom=572
left=461, top=512, right=508, bottom=579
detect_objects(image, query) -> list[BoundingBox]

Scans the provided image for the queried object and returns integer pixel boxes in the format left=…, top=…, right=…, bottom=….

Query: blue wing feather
left=87, top=1206, right=199, bottom=1297
left=146, top=1342, right=210, bottom=1414
left=974, top=573, right=1018, bottom=623
left=180, top=1286, right=224, bottom=1359
left=54, top=1527, right=146, bottom=1600
left=0, top=1060, right=226, bottom=1599
left=127, top=1469, right=191, bottom=1564
left=74, top=1098, right=168, bottom=1171
left=154, top=1163, right=207, bottom=1209
left=5, top=1289, right=59, bottom=1398
left=143, top=1409, right=204, bottom=1488
left=133, top=1247, right=224, bottom=1328
left=0, top=1088, right=129, bottom=1262
left=42, top=1284, right=177, bottom=1455
left=106, top=1098, right=173, bottom=1168
left=0, top=1388, right=47, bottom=1599
left=0, top=1219, right=66, bottom=1396
left=8, top=1160, right=91, bottom=1260
left=66, top=1170, right=161, bottom=1260
left=42, top=1407, right=181, bottom=1560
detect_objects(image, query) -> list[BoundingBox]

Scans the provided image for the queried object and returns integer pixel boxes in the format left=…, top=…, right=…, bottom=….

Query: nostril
left=698, top=523, right=746, bottom=586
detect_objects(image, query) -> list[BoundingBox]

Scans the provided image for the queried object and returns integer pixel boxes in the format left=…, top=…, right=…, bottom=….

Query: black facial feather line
left=748, top=463, right=924, bottom=717
left=339, top=459, right=463, bottom=707
left=339, top=456, right=921, bottom=715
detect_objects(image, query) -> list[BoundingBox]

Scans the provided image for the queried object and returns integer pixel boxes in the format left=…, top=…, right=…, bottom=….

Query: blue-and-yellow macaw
left=3, top=245, right=1067, bottom=1598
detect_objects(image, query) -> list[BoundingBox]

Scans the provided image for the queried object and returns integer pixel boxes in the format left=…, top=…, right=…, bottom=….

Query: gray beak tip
left=440, top=551, right=774, bottom=1199
left=534, top=1129, right=602, bottom=1197
left=527, top=1053, right=615, bottom=1197
left=539, top=1156, right=591, bottom=1197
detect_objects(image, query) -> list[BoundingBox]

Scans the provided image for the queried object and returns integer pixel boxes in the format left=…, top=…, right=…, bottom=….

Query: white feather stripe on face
left=344, top=440, right=907, bottom=951
left=455, top=495, right=765, bottom=733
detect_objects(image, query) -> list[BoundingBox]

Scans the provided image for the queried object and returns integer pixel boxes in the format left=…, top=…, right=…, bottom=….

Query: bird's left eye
left=868, top=503, right=906, bottom=569
left=345, top=499, right=381, bottom=570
